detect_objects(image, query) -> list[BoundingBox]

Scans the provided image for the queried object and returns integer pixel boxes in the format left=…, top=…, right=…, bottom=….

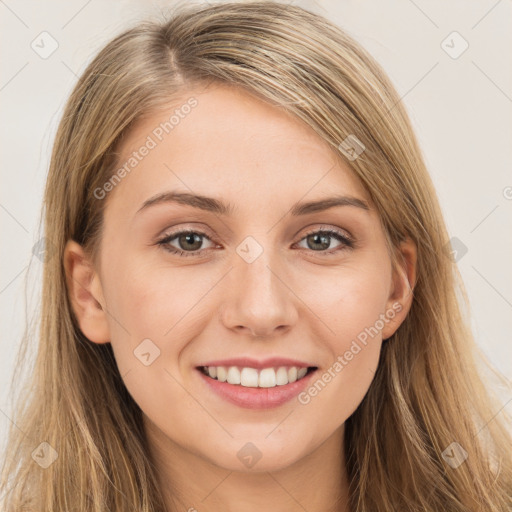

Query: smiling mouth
left=198, top=365, right=318, bottom=389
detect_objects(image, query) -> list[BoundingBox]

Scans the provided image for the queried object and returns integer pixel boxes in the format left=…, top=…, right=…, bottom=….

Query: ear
left=64, top=239, right=110, bottom=344
left=381, top=238, right=417, bottom=340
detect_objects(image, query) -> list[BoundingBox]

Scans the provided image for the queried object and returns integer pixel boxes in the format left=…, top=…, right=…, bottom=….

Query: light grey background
left=1, top=0, right=511, bottom=449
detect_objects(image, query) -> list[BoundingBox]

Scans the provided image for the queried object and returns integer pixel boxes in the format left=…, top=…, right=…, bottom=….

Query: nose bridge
left=220, top=234, right=298, bottom=336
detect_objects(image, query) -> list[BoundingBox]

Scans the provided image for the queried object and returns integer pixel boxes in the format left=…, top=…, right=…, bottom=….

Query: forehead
left=107, top=83, right=370, bottom=214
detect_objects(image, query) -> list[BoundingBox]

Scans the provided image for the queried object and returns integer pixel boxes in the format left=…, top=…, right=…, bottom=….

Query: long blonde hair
left=2, top=1, right=511, bottom=510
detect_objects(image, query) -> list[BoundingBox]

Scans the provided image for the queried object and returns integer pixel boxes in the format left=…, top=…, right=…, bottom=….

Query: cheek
left=294, top=262, right=389, bottom=421
left=100, top=259, right=220, bottom=367
left=304, top=259, right=390, bottom=348
left=100, top=262, right=214, bottom=422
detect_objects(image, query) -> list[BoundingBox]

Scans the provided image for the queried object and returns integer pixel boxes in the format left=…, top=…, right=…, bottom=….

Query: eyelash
left=156, top=227, right=355, bottom=258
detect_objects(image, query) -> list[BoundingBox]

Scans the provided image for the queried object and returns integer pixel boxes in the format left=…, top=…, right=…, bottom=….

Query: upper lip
left=197, top=357, right=317, bottom=370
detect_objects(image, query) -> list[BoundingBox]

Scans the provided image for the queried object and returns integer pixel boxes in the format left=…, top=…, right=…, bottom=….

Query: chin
left=202, top=437, right=310, bottom=474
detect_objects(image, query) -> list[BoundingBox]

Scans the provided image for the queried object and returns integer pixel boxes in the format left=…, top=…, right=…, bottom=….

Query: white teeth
left=288, top=366, right=298, bottom=383
left=216, top=366, right=227, bottom=382
left=227, top=366, right=241, bottom=385
left=259, top=368, right=276, bottom=388
left=240, top=367, right=259, bottom=387
left=276, top=367, right=288, bottom=386
left=201, top=365, right=313, bottom=388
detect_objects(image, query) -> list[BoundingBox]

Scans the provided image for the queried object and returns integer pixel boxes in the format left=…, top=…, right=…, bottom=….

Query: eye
left=156, top=226, right=354, bottom=258
left=294, top=228, right=354, bottom=255
left=156, top=229, right=216, bottom=257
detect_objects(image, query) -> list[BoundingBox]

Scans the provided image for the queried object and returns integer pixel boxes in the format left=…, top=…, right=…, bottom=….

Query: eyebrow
left=136, top=191, right=370, bottom=216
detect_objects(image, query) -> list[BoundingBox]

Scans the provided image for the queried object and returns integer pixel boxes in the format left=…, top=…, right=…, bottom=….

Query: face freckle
left=93, top=83, right=403, bottom=475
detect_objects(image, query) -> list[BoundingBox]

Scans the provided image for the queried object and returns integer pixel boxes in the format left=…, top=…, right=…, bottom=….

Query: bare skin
left=65, top=83, right=416, bottom=512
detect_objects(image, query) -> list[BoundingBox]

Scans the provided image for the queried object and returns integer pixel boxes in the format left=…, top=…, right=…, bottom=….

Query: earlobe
left=382, top=238, right=417, bottom=340
left=64, top=239, right=111, bottom=344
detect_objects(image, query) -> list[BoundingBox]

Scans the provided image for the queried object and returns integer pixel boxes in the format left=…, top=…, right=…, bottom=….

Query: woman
left=1, top=1, right=511, bottom=510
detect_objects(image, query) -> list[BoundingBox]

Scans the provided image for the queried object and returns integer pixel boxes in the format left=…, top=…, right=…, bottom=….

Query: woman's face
left=66, top=83, right=414, bottom=473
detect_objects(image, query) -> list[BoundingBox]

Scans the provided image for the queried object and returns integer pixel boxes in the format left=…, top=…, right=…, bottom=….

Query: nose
left=219, top=248, right=298, bottom=338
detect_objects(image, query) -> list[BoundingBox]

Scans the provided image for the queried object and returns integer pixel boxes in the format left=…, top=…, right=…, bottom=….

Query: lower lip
left=196, top=368, right=317, bottom=409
